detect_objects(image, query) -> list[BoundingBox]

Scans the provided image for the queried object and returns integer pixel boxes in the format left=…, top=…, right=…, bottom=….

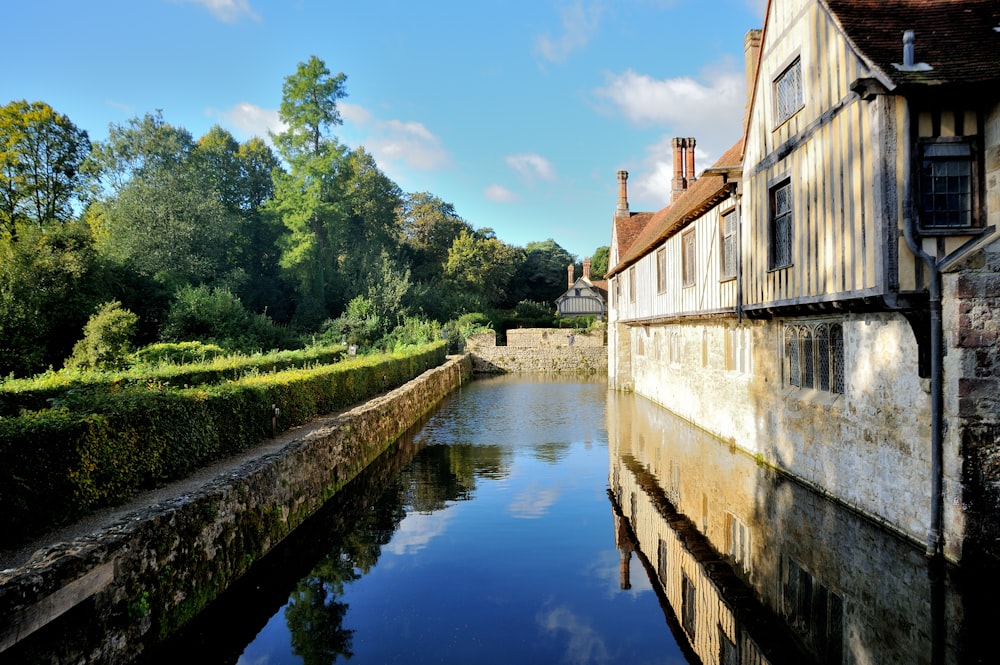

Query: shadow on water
left=137, top=420, right=429, bottom=665
left=606, top=389, right=1000, bottom=665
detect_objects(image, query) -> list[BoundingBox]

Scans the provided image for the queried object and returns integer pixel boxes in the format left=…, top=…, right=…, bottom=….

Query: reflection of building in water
left=608, top=390, right=963, bottom=665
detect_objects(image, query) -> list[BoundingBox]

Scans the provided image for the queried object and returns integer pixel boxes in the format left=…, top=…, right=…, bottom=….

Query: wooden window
left=775, top=57, right=803, bottom=124
left=770, top=180, right=793, bottom=269
left=656, top=247, right=667, bottom=293
left=918, top=137, right=978, bottom=229
left=720, top=210, right=737, bottom=280
left=682, top=229, right=696, bottom=287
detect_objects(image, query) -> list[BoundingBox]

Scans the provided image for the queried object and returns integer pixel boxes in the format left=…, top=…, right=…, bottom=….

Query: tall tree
left=399, top=191, right=472, bottom=284
left=590, top=245, right=609, bottom=280
left=0, top=100, right=90, bottom=238
left=268, top=56, right=352, bottom=325
left=84, top=110, right=194, bottom=197
left=445, top=229, right=522, bottom=308
left=511, top=238, right=576, bottom=304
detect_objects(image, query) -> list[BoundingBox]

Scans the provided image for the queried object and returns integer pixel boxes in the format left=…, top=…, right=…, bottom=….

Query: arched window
left=816, top=324, right=830, bottom=391
left=785, top=326, right=800, bottom=387
left=830, top=323, right=844, bottom=394
left=801, top=327, right=814, bottom=388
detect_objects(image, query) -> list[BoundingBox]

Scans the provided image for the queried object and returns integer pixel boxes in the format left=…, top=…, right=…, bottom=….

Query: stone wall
left=467, top=329, right=607, bottom=374
left=0, top=356, right=472, bottom=664
left=619, top=314, right=961, bottom=559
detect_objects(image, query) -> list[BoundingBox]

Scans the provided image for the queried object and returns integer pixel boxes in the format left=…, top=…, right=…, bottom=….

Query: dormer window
left=918, top=137, right=977, bottom=229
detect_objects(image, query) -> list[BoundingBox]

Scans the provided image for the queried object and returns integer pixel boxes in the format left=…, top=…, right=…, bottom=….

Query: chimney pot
left=616, top=170, right=630, bottom=218
left=903, top=30, right=915, bottom=67
left=568, top=263, right=575, bottom=289
left=583, top=258, right=591, bottom=280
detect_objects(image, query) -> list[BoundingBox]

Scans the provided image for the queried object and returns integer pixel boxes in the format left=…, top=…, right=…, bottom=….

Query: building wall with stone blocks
left=505, top=328, right=605, bottom=347
left=619, top=312, right=961, bottom=558
left=466, top=328, right=608, bottom=374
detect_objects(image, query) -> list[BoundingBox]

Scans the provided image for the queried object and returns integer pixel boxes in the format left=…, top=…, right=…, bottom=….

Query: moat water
left=142, top=375, right=996, bottom=664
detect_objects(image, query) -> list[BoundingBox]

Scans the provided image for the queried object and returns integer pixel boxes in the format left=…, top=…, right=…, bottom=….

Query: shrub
left=132, top=341, right=227, bottom=367
left=65, top=301, right=139, bottom=372
left=161, top=285, right=297, bottom=352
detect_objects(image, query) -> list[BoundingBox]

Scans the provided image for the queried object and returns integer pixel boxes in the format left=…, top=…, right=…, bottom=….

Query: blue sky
left=6, top=0, right=765, bottom=259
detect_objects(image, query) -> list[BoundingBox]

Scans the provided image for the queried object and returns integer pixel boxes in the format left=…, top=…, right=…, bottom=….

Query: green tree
left=511, top=238, right=575, bottom=304
left=268, top=56, right=351, bottom=324
left=96, top=167, right=239, bottom=290
left=84, top=110, right=194, bottom=196
left=0, top=222, right=111, bottom=376
left=0, top=100, right=90, bottom=238
left=339, top=147, right=403, bottom=303
left=590, top=245, right=609, bottom=279
left=444, top=229, right=522, bottom=308
left=399, top=191, right=472, bottom=284
left=65, top=300, right=138, bottom=371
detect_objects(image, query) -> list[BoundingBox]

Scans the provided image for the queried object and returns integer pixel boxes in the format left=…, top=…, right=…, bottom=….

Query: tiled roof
left=608, top=138, right=744, bottom=277
left=614, top=212, right=652, bottom=260
left=824, top=0, right=1000, bottom=87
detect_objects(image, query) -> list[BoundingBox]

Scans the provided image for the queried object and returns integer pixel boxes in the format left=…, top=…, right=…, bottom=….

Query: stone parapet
left=470, top=346, right=607, bottom=374
left=0, top=355, right=472, bottom=664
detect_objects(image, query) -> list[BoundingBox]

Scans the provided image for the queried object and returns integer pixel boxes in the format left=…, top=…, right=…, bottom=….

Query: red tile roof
left=614, top=212, right=652, bottom=260
left=608, top=138, right=744, bottom=277
left=824, top=0, right=1000, bottom=87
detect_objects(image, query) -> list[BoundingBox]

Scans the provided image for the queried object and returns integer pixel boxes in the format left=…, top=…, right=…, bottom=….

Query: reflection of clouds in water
left=588, top=549, right=654, bottom=599
left=236, top=655, right=273, bottom=665
left=508, top=485, right=559, bottom=519
left=538, top=605, right=611, bottom=665
left=387, top=510, right=454, bottom=555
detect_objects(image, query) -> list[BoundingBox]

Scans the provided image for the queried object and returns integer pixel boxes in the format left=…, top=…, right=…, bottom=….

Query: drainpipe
left=898, top=102, right=944, bottom=559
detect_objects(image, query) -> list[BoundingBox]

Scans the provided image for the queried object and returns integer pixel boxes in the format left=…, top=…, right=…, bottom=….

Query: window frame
left=720, top=208, right=737, bottom=281
left=769, top=178, right=793, bottom=270
left=682, top=228, right=696, bottom=288
left=917, top=135, right=980, bottom=232
left=656, top=246, right=667, bottom=293
left=783, top=321, right=844, bottom=395
left=774, top=56, right=803, bottom=126
left=628, top=266, right=636, bottom=304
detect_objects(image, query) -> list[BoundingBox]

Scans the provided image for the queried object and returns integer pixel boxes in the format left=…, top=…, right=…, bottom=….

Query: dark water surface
left=145, top=375, right=998, bottom=665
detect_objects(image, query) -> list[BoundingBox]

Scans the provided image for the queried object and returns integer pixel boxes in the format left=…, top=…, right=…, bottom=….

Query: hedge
left=0, top=341, right=446, bottom=546
left=0, top=344, right=347, bottom=417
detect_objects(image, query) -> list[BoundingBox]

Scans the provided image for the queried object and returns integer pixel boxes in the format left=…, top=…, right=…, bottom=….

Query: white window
left=775, top=57, right=803, bottom=124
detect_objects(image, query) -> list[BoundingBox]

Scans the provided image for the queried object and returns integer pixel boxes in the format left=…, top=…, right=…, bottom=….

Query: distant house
left=556, top=258, right=607, bottom=318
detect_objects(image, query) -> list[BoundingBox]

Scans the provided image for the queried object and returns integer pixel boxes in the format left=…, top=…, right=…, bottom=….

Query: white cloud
left=341, top=102, right=449, bottom=171
left=387, top=510, right=454, bottom=555
left=506, top=153, right=557, bottom=182
left=212, top=102, right=285, bottom=140
left=594, top=65, right=743, bottom=130
left=484, top=184, right=519, bottom=203
left=537, top=605, right=611, bottom=664
left=535, top=1, right=604, bottom=63
left=172, top=0, right=261, bottom=22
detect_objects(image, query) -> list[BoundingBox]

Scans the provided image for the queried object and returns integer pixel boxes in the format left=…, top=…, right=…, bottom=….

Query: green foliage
left=513, top=299, right=555, bottom=321
left=0, top=100, right=91, bottom=237
left=444, top=229, right=522, bottom=307
left=0, top=342, right=446, bottom=545
left=512, top=238, right=575, bottom=304
left=65, top=301, right=139, bottom=371
left=0, top=221, right=113, bottom=377
left=132, top=341, right=227, bottom=366
left=317, top=296, right=383, bottom=349
left=380, top=317, right=443, bottom=353
left=590, top=246, right=609, bottom=280
left=160, top=284, right=297, bottom=353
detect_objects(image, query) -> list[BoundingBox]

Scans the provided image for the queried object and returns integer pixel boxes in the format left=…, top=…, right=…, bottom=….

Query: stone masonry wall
left=467, top=329, right=607, bottom=374
left=0, top=356, right=472, bottom=664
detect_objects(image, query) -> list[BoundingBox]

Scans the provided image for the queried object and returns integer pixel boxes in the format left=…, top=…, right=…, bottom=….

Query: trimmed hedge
left=0, top=344, right=347, bottom=416
left=0, top=342, right=446, bottom=546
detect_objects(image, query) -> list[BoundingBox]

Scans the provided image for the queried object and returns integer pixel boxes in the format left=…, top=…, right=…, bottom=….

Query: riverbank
left=0, top=355, right=471, bottom=664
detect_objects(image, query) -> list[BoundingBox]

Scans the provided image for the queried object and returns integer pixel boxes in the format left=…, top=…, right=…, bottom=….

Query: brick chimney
left=583, top=258, right=591, bottom=280
left=744, top=29, right=762, bottom=131
left=671, top=137, right=696, bottom=202
left=615, top=170, right=630, bottom=220
left=567, top=263, right=575, bottom=288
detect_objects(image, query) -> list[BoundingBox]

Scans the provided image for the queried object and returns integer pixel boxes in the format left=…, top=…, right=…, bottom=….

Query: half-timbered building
left=608, top=0, right=1000, bottom=562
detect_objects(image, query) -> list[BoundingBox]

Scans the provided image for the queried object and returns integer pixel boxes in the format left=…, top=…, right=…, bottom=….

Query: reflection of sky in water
left=224, top=378, right=685, bottom=664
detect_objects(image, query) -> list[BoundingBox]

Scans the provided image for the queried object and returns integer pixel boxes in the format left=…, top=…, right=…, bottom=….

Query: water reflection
left=606, top=390, right=998, bottom=665
left=144, top=375, right=683, bottom=665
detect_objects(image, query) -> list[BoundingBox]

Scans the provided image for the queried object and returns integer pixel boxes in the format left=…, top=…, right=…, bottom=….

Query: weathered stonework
left=466, top=329, right=607, bottom=374
left=0, top=356, right=472, bottom=664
